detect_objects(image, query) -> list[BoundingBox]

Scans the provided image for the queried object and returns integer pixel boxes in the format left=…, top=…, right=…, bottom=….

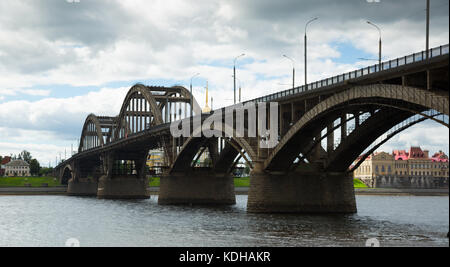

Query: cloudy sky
left=0, top=0, right=448, bottom=166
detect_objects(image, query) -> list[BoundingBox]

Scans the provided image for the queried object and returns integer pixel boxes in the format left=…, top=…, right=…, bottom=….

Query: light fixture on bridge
left=234, top=53, right=245, bottom=104
left=304, top=17, right=318, bottom=87
left=283, top=55, right=295, bottom=89
left=232, top=75, right=243, bottom=103
left=366, top=21, right=382, bottom=68
left=190, top=73, right=200, bottom=117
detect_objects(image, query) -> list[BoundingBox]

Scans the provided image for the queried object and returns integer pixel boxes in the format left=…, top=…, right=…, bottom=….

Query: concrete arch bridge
left=55, top=45, right=449, bottom=213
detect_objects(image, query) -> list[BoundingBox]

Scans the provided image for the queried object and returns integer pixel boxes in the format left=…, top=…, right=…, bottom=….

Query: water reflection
left=0, top=195, right=448, bottom=247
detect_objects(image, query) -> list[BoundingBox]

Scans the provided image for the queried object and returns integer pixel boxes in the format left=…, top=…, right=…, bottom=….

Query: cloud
left=0, top=88, right=51, bottom=98
left=0, top=87, right=128, bottom=137
left=0, top=0, right=448, bottom=165
left=378, top=120, right=449, bottom=155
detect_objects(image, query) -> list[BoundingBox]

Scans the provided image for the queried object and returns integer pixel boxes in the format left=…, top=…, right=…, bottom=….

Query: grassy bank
left=0, top=177, right=62, bottom=187
left=148, top=177, right=367, bottom=189
left=0, top=176, right=367, bottom=189
left=354, top=179, right=368, bottom=188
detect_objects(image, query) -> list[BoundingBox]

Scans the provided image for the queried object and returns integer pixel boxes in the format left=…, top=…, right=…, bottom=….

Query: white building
left=4, top=160, right=31, bottom=177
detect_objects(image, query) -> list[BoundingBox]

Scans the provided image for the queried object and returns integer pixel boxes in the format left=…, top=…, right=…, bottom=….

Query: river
left=0, top=195, right=448, bottom=247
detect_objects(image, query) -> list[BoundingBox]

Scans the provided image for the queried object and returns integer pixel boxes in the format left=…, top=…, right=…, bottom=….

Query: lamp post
left=305, top=18, right=318, bottom=87
left=426, top=0, right=430, bottom=59
left=190, top=73, right=200, bottom=117
left=234, top=54, right=245, bottom=105
left=367, top=21, right=382, bottom=68
left=283, top=55, right=295, bottom=89
left=232, top=75, right=242, bottom=102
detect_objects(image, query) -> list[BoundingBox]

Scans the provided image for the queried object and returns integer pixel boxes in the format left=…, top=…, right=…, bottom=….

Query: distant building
left=0, top=156, right=12, bottom=176
left=4, top=160, right=31, bottom=177
left=147, top=149, right=166, bottom=175
left=354, top=147, right=449, bottom=189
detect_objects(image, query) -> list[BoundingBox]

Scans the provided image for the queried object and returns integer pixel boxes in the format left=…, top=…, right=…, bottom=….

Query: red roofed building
left=354, top=147, right=449, bottom=188
left=1, top=156, right=12, bottom=176
left=393, top=150, right=409, bottom=161
left=432, top=151, right=449, bottom=163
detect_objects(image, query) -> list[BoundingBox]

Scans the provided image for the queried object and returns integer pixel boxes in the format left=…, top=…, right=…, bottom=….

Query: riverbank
left=0, top=177, right=61, bottom=187
left=1, top=186, right=448, bottom=196
left=355, top=188, right=449, bottom=196
left=0, top=186, right=68, bottom=195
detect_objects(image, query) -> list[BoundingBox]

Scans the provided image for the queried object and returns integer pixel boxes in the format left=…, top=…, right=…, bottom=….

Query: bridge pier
left=247, top=163, right=357, bottom=213
left=67, top=178, right=98, bottom=196
left=158, top=171, right=236, bottom=205
left=97, top=175, right=150, bottom=199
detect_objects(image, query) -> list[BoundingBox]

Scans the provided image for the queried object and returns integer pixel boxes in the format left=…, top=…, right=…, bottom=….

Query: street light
left=190, top=73, right=200, bottom=117
left=426, top=0, right=430, bottom=59
left=234, top=53, right=245, bottom=104
left=283, top=55, right=295, bottom=89
left=232, top=75, right=243, bottom=102
left=305, top=17, right=318, bottom=86
left=367, top=21, right=382, bottom=68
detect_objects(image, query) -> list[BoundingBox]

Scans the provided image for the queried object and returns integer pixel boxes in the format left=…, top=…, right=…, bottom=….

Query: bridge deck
left=56, top=44, right=449, bottom=170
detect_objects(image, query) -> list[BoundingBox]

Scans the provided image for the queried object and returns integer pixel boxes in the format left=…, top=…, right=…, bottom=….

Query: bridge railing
left=243, top=44, right=449, bottom=105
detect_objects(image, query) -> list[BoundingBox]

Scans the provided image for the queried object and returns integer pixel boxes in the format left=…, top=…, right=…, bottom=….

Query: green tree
left=30, top=159, right=41, bottom=176
left=39, top=167, right=54, bottom=177
left=19, top=150, right=32, bottom=164
left=244, top=164, right=250, bottom=176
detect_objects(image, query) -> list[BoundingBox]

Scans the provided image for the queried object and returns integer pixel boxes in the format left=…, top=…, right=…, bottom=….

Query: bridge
left=55, top=44, right=449, bottom=213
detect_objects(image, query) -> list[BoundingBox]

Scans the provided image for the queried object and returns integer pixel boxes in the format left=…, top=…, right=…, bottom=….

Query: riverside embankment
left=1, top=187, right=447, bottom=196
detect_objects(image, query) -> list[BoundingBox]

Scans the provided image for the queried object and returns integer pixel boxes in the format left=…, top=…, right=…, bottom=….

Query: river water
left=0, top=195, right=448, bottom=247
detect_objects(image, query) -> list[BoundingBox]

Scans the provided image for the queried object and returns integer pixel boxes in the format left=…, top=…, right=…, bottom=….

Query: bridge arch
left=61, top=165, right=73, bottom=185
left=114, top=84, right=163, bottom=140
left=264, top=84, right=449, bottom=172
left=169, top=123, right=255, bottom=174
left=157, top=85, right=201, bottom=116
left=79, top=114, right=106, bottom=152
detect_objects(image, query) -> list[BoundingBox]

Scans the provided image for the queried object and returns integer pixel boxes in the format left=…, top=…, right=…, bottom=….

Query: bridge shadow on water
left=58, top=194, right=448, bottom=247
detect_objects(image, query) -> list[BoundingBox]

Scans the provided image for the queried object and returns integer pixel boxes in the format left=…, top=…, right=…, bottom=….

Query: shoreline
left=0, top=187, right=448, bottom=196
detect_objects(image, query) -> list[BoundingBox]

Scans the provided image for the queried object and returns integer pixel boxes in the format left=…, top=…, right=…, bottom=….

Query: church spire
left=202, top=81, right=211, bottom=113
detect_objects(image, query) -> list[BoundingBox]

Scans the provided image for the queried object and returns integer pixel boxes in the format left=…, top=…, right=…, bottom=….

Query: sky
left=0, top=0, right=449, bottom=167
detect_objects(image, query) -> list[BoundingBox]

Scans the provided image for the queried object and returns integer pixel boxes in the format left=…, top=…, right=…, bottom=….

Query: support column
left=97, top=153, right=150, bottom=199
left=354, top=113, right=360, bottom=128
left=327, top=122, right=334, bottom=154
left=341, top=114, right=347, bottom=141
left=159, top=171, right=235, bottom=205
left=68, top=178, right=98, bottom=196
left=97, top=175, right=150, bottom=199
left=67, top=161, right=99, bottom=196
left=247, top=162, right=356, bottom=213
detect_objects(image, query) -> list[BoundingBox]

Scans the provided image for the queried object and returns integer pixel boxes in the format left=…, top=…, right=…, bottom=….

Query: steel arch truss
left=264, top=84, right=449, bottom=173
left=114, top=84, right=200, bottom=141
left=79, top=114, right=116, bottom=152
left=169, top=124, right=255, bottom=174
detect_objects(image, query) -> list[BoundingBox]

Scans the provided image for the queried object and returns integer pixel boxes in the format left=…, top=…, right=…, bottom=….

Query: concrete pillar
left=354, top=113, right=360, bottom=127
left=67, top=178, right=98, bottom=196
left=158, top=171, right=235, bottom=205
left=97, top=175, right=150, bottom=199
left=327, top=122, right=334, bottom=153
left=341, top=114, right=347, bottom=141
left=247, top=162, right=357, bottom=213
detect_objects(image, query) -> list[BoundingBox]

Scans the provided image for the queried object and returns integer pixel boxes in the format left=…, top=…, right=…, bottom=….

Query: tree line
left=0, top=150, right=53, bottom=176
